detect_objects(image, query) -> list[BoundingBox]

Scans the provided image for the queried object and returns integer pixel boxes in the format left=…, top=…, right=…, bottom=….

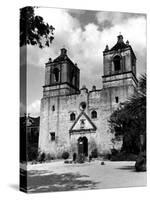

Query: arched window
left=113, top=55, right=121, bottom=71
left=52, top=105, right=55, bottom=111
left=53, top=68, right=59, bottom=82
left=79, top=102, right=86, bottom=111
left=115, top=96, right=119, bottom=103
left=91, top=110, right=97, bottom=119
left=70, top=113, right=75, bottom=121
left=50, top=132, right=55, bottom=141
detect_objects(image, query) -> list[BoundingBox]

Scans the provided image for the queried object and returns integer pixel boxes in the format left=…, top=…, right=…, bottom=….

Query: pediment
left=69, top=111, right=97, bottom=133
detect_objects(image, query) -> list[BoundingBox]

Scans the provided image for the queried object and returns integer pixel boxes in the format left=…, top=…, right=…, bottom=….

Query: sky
left=20, top=7, right=146, bottom=117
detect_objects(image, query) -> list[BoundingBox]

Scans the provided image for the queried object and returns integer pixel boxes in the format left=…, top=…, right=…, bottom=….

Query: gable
left=69, top=111, right=97, bottom=133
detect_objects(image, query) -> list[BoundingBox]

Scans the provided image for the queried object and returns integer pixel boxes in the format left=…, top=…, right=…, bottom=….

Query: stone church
left=39, top=34, right=138, bottom=158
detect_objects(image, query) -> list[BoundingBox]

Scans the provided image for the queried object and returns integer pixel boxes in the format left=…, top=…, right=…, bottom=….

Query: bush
left=110, top=152, right=137, bottom=161
left=103, top=153, right=111, bottom=160
left=37, top=152, right=46, bottom=163
left=101, top=161, right=105, bottom=165
left=62, top=151, right=69, bottom=160
left=77, top=154, right=85, bottom=163
left=64, top=160, right=72, bottom=164
left=91, top=148, right=98, bottom=158
left=111, top=148, right=118, bottom=156
left=46, top=153, right=51, bottom=161
left=27, top=144, right=38, bottom=161
left=135, top=152, right=146, bottom=172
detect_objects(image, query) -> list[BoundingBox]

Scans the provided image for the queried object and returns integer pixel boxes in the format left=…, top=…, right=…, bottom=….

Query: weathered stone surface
left=39, top=35, right=137, bottom=157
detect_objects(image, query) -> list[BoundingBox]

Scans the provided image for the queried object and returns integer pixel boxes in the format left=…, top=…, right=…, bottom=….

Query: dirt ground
left=25, top=160, right=146, bottom=193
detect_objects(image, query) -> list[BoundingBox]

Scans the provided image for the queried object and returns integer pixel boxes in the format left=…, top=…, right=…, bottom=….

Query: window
left=70, top=113, right=76, bottom=121
left=53, top=68, right=59, bottom=82
left=113, top=55, right=121, bottom=71
left=52, top=105, right=55, bottom=111
left=79, top=102, right=86, bottom=111
left=50, top=132, right=55, bottom=141
left=91, top=110, right=97, bottom=119
left=115, top=96, right=119, bottom=103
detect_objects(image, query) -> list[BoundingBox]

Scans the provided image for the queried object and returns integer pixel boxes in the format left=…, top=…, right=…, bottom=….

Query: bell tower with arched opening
left=43, top=48, right=80, bottom=97
left=102, top=34, right=138, bottom=108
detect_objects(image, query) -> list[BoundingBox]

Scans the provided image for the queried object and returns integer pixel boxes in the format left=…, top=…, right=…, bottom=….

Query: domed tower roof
left=53, top=48, right=74, bottom=64
left=103, top=34, right=136, bottom=59
left=110, top=34, right=129, bottom=51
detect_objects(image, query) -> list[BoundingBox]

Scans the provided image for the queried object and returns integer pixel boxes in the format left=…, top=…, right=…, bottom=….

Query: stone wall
left=39, top=86, right=116, bottom=157
left=39, top=39, right=137, bottom=158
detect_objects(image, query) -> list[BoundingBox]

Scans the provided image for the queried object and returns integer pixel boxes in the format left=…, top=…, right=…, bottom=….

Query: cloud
left=67, top=8, right=86, bottom=16
left=96, top=11, right=146, bottom=29
left=98, top=16, right=146, bottom=77
left=27, top=100, right=40, bottom=117
left=27, top=8, right=146, bottom=116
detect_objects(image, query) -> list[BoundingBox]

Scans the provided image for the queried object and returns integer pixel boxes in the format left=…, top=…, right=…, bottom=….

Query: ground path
left=25, top=160, right=146, bottom=193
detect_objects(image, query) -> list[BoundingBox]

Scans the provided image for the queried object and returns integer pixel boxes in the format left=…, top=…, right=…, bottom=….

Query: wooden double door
left=78, top=136, right=88, bottom=157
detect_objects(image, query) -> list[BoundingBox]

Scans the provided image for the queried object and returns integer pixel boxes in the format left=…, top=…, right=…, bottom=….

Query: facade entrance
left=78, top=137, right=88, bottom=156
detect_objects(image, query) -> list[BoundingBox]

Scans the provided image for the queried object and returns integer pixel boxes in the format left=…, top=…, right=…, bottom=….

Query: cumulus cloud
left=98, top=16, right=146, bottom=77
left=27, top=100, right=40, bottom=117
left=27, top=8, right=146, bottom=116
left=20, top=100, right=40, bottom=117
left=96, top=11, right=145, bottom=29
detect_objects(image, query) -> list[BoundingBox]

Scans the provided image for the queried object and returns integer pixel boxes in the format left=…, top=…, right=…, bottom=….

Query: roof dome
left=110, top=34, right=129, bottom=51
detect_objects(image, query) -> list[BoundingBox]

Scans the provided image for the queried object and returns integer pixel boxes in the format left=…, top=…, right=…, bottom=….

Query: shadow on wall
left=27, top=170, right=98, bottom=193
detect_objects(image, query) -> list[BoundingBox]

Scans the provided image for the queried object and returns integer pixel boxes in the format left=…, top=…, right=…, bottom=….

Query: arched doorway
left=78, top=137, right=88, bottom=157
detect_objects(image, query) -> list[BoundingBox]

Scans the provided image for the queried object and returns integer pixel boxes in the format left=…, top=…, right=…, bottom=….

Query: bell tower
left=102, top=34, right=138, bottom=107
left=43, top=48, right=80, bottom=97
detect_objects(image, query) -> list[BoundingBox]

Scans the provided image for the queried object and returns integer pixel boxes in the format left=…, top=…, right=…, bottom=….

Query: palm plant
left=126, top=74, right=146, bottom=116
left=126, top=74, right=146, bottom=145
left=109, top=74, right=146, bottom=154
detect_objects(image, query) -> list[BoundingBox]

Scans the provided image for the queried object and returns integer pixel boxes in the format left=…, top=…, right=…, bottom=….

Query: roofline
left=103, top=45, right=136, bottom=59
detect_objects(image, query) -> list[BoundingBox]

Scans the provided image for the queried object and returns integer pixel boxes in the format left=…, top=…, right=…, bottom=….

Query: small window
left=50, top=132, right=55, bottom=141
left=91, top=110, right=97, bottom=119
left=70, top=113, right=75, bottom=121
left=52, top=105, right=55, bottom=111
left=115, top=96, right=119, bottom=103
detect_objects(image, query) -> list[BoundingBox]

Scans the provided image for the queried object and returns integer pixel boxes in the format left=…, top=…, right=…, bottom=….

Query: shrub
left=37, top=152, right=46, bottom=163
left=46, top=153, right=51, bottom=161
left=27, top=144, right=38, bottom=161
left=111, top=148, right=118, bottom=156
left=89, top=154, right=92, bottom=162
left=77, top=154, right=85, bottom=163
left=103, top=153, right=111, bottom=160
left=110, top=152, right=137, bottom=161
left=62, top=151, right=69, bottom=160
left=64, top=160, right=72, bottom=164
left=135, top=152, right=146, bottom=171
left=91, top=148, right=98, bottom=158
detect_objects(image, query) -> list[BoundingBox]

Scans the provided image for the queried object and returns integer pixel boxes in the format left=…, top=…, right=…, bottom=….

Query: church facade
left=39, top=34, right=138, bottom=158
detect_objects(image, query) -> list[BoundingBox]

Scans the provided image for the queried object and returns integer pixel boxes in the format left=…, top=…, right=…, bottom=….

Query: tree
left=109, top=74, right=146, bottom=154
left=20, top=6, right=55, bottom=48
